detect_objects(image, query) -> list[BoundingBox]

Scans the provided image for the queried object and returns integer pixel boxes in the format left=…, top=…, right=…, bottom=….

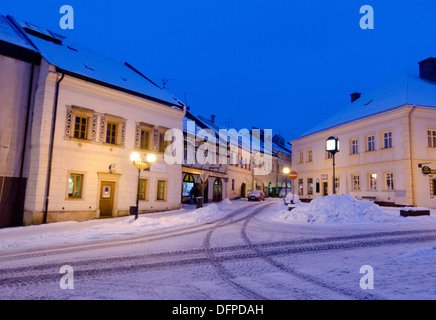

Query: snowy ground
left=1, top=196, right=436, bottom=300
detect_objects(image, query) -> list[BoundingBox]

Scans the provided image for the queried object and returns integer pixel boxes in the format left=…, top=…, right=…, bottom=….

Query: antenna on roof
left=162, top=78, right=177, bottom=89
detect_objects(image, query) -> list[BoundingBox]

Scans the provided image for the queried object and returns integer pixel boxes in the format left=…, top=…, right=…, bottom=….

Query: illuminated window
left=307, top=178, right=313, bottom=195
left=351, top=174, right=360, bottom=191
left=139, top=179, right=147, bottom=200
left=157, top=180, right=166, bottom=200
left=68, top=174, right=83, bottom=199
left=368, top=173, right=377, bottom=190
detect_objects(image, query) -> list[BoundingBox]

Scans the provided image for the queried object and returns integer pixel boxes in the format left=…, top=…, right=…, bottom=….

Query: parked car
left=248, top=190, right=265, bottom=201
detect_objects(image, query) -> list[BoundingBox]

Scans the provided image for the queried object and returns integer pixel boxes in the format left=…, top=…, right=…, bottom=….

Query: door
left=241, top=183, right=246, bottom=198
left=323, top=182, right=328, bottom=196
left=213, top=178, right=222, bottom=202
left=99, top=181, right=115, bottom=217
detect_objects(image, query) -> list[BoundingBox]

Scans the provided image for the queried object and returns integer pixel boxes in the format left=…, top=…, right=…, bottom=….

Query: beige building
left=1, top=16, right=185, bottom=226
left=291, top=58, right=436, bottom=208
left=183, top=114, right=292, bottom=201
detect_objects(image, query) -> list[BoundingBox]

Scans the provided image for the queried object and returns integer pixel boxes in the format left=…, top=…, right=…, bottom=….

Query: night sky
left=2, top=1, right=436, bottom=142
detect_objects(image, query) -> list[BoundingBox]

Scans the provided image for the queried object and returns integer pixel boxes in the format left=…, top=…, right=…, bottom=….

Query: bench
left=361, top=196, right=376, bottom=202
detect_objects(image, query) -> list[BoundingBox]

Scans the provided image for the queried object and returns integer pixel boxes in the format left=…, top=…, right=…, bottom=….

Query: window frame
left=156, top=180, right=167, bottom=201
left=139, top=178, right=148, bottom=201
left=382, top=130, right=393, bottom=149
left=350, top=138, right=359, bottom=155
left=351, top=174, right=360, bottom=191
left=366, top=134, right=375, bottom=152
left=384, top=172, right=395, bottom=191
left=428, top=129, right=436, bottom=148
left=67, top=173, right=84, bottom=199
left=368, top=173, right=377, bottom=191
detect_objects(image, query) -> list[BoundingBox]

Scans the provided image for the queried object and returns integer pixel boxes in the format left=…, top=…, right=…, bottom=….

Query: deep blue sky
left=3, top=1, right=436, bottom=142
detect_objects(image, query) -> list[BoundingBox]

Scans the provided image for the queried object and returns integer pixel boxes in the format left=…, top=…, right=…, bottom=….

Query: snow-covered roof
left=297, top=69, right=436, bottom=139
left=0, top=15, right=35, bottom=51
left=3, top=15, right=183, bottom=108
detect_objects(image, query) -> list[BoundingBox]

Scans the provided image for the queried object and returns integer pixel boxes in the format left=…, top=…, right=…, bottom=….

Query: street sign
left=288, top=171, right=298, bottom=180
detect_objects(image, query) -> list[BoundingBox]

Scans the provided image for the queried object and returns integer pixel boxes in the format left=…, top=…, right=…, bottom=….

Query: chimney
left=211, top=115, right=216, bottom=123
left=350, top=92, right=361, bottom=103
left=418, top=57, right=436, bottom=82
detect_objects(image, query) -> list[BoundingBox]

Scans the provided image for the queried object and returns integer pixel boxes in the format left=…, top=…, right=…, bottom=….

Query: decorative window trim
left=101, top=114, right=126, bottom=148
left=135, top=122, right=155, bottom=150
left=64, top=105, right=98, bottom=142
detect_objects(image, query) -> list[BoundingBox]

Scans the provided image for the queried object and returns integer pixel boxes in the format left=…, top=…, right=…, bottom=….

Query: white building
left=0, top=16, right=185, bottom=226
left=291, top=58, right=436, bottom=208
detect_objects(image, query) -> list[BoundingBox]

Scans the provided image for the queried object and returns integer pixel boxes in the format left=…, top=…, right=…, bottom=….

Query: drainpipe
left=15, top=64, right=35, bottom=226
left=408, top=105, right=417, bottom=207
left=42, top=71, right=65, bottom=224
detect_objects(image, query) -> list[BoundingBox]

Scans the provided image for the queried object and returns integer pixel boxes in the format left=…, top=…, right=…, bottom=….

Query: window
left=307, top=149, right=313, bottom=163
left=326, top=151, right=333, bottom=159
left=232, top=179, right=235, bottom=190
left=68, top=173, right=83, bottom=199
left=350, top=139, right=359, bottom=155
left=139, top=179, right=147, bottom=200
left=428, top=130, right=436, bottom=148
left=298, top=179, right=303, bottom=195
left=383, top=131, right=392, bottom=149
left=385, top=173, right=394, bottom=191
left=368, top=173, right=377, bottom=191
left=298, top=151, right=304, bottom=163
left=140, top=129, right=150, bottom=150
left=335, top=177, right=340, bottom=191
left=367, top=135, right=375, bottom=152
left=157, top=180, right=166, bottom=200
left=65, top=106, right=96, bottom=142
left=106, top=122, right=118, bottom=144
left=307, top=178, right=313, bottom=195
left=182, top=174, right=194, bottom=196
left=351, top=174, right=360, bottom=191
left=74, top=116, right=88, bottom=139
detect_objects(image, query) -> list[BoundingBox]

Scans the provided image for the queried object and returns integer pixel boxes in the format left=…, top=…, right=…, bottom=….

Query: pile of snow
left=280, top=195, right=401, bottom=224
left=0, top=199, right=234, bottom=253
left=284, top=193, right=301, bottom=204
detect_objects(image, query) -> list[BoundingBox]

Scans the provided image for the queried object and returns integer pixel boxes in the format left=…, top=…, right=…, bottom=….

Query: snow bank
left=280, top=195, right=402, bottom=224
left=0, top=199, right=234, bottom=253
left=284, top=193, right=301, bottom=204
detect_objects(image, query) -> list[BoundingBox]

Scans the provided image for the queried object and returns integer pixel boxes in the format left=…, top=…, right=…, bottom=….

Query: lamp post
left=130, top=152, right=156, bottom=220
left=325, top=136, right=340, bottom=195
left=283, top=167, right=290, bottom=195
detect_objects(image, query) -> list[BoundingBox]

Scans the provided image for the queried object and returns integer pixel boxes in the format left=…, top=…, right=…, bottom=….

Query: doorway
left=213, top=178, right=222, bottom=202
left=323, top=182, right=328, bottom=196
left=99, top=181, right=115, bottom=218
left=241, top=183, right=246, bottom=198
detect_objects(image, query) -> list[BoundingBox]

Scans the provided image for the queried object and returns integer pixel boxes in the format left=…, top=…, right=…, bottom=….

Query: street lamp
left=283, top=167, right=290, bottom=194
left=325, top=136, right=340, bottom=195
left=130, top=152, right=156, bottom=220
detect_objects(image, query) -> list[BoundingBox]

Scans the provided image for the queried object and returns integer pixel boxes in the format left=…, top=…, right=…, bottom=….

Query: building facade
left=291, top=58, right=436, bottom=208
left=0, top=15, right=185, bottom=227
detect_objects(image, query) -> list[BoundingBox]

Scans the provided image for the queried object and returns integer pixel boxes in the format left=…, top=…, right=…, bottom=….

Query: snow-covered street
left=1, top=197, right=436, bottom=300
